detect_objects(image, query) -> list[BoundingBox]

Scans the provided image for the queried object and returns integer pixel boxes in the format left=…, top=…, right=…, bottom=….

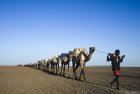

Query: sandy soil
left=0, top=66, right=140, bottom=94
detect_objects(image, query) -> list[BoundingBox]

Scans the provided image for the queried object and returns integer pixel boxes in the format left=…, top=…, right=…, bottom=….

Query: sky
left=0, top=0, right=140, bottom=67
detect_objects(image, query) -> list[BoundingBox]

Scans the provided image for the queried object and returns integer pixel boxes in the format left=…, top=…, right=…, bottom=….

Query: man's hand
left=122, top=55, right=125, bottom=58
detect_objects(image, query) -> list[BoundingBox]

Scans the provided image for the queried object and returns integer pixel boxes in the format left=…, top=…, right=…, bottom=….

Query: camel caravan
left=24, top=47, right=95, bottom=81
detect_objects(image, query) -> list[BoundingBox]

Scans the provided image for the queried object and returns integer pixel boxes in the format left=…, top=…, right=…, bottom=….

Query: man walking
left=107, top=49, right=125, bottom=90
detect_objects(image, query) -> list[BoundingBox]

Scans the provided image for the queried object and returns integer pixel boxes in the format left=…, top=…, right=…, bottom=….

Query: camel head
left=85, top=47, right=96, bottom=62
left=89, top=47, right=96, bottom=54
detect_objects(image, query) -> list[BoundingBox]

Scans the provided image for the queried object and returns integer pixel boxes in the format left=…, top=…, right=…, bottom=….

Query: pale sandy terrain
left=0, top=66, right=140, bottom=94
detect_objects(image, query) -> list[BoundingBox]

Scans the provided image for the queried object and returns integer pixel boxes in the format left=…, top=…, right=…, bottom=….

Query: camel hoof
left=63, top=74, right=65, bottom=77
left=78, top=78, right=82, bottom=81
left=75, top=77, right=78, bottom=79
left=78, top=79, right=82, bottom=81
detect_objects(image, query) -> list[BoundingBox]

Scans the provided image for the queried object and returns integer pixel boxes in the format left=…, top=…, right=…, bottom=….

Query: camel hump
left=37, top=60, right=44, bottom=65
left=73, top=48, right=88, bottom=56
left=51, top=56, right=57, bottom=62
left=46, top=59, right=51, bottom=63
left=69, top=51, right=73, bottom=56
left=44, top=59, right=48, bottom=63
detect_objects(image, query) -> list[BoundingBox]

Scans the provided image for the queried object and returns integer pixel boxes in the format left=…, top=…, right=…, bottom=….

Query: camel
left=60, top=53, right=71, bottom=77
left=72, top=47, right=95, bottom=81
left=50, top=56, right=61, bottom=74
left=55, top=56, right=61, bottom=74
left=37, top=61, right=41, bottom=70
left=38, top=60, right=46, bottom=71
left=44, top=59, right=51, bottom=72
left=33, top=62, right=38, bottom=69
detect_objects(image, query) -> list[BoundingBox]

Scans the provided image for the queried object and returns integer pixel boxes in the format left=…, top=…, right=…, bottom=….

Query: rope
left=95, top=50, right=126, bottom=58
left=95, top=50, right=108, bottom=54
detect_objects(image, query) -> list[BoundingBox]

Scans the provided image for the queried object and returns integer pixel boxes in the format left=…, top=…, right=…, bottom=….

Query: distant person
left=107, top=49, right=125, bottom=90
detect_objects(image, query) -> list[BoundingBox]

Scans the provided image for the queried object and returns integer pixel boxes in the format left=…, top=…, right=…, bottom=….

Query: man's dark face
left=115, top=52, right=120, bottom=56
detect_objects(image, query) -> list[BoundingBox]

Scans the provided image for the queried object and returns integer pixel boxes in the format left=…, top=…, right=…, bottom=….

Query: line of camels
left=24, top=47, right=95, bottom=81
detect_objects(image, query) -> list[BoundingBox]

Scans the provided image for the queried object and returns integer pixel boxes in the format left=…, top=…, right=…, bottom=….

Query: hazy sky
left=0, top=0, right=140, bottom=66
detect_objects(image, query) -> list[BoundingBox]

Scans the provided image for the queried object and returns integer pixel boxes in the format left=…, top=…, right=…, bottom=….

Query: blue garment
left=60, top=53, right=69, bottom=58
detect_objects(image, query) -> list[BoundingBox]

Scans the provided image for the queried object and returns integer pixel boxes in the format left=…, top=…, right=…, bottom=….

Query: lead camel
left=73, top=47, right=95, bottom=81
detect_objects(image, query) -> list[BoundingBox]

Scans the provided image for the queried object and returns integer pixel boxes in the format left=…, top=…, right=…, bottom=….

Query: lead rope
left=95, top=50, right=108, bottom=54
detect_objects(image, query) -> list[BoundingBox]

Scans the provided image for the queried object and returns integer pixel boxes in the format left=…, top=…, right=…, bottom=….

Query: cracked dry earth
left=0, top=66, right=140, bottom=94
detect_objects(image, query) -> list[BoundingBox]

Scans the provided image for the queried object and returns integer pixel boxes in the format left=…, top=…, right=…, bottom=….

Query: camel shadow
left=43, top=72, right=110, bottom=88
left=64, top=77, right=111, bottom=88
left=40, top=69, right=60, bottom=76
left=36, top=69, right=120, bottom=90
left=85, top=80, right=110, bottom=88
left=37, top=69, right=116, bottom=89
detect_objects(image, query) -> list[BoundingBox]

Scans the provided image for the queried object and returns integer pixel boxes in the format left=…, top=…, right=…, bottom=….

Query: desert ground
left=0, top=66, right=140, bottom=94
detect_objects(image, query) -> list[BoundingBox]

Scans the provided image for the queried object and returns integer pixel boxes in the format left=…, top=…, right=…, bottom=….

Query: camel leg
left=44, top=65, right=46, bottom=71
left=45, top=64, right=47, bottom=71
left=57, top=64, right=58, bottom=74
left=53, top=65, right=55, bottom=73
left=47, top=63, right=49, bottom=72
left=51, top=64, right=53, bottom=73
left=72, top=61, right=75, bottom=71
left=51, top=63, right=54, bottom=73
left=52, top=64, right=55, bottom=74
left=79, top=62, right=86, bottom=81
left=82, top=63, right=86, bottom=81
left=60, top=63, right=63, bottom=75
left=68, top=62, right=70, bottom=78
left=55, top=64, right=57, bottom=74
left=48, top=65, right=50, bottom=72
left=79, top=69, right=83, bottom=81
left=47, top=65, right=48, bottom=72
left=73, top=64, right=79, bottom=80
left=56, top=63, right=59, bottom=74
left=51, top=63, right=53, bottom=73
left=52, top=64, right=54, bottom=73
left=72, top=61, right=75, bottom=78
left=38, top=64, right=40, bottom=70
left=72, top=61, right=75, bottom=79
left=83, top=68, right=86, bottom=81
left=63, top=65, right=66, bottom=77
left=58, top=63, right=59, bottom=74
left=53, top=64, right=55, bottom=74
left=56, top=64, right=58, bottom=74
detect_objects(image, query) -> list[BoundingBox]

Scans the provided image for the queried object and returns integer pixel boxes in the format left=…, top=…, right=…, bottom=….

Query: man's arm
left=120, top=55, right=125, bottom=63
